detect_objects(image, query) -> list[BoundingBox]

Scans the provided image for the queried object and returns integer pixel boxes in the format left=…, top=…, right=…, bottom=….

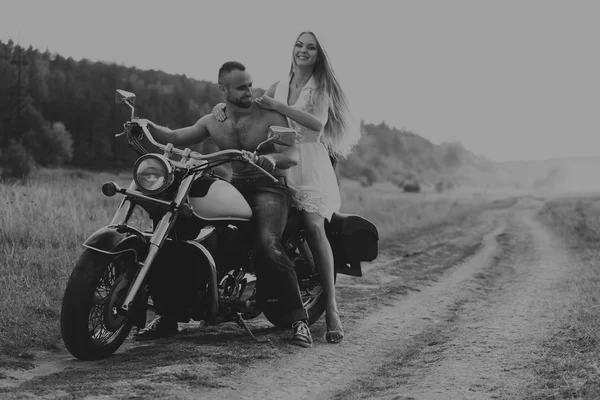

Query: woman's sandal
left=325, top=312, right=344, bottom=344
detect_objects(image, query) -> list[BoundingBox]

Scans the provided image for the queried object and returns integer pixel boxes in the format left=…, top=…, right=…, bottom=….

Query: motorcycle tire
left=60, top=249, right=140, bottom=360
left=262, top=270, right=336, bottom=329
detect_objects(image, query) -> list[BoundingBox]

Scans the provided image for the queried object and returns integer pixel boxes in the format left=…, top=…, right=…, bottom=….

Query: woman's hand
left=212, top=103, right=227, bottom=122
left=254, top=96, right=280, bottom=111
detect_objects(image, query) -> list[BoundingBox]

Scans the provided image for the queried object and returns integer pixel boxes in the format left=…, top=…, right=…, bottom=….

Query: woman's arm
left=256, top=82, right=328, bottom=132
left=272, top=100, right=324, bottom=132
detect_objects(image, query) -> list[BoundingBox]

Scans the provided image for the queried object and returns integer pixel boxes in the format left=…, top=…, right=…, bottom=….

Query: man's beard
left=228, top=96, right=253, bottom=109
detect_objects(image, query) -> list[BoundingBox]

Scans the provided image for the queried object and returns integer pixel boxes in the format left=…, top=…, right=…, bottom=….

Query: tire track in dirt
left=179, top=214, right=510, bottom=400
left=356, top=200, right=576, bottom=400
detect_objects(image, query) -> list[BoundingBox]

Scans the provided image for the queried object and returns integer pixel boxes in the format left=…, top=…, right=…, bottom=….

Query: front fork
left=119, top=175, right=195, bottom=314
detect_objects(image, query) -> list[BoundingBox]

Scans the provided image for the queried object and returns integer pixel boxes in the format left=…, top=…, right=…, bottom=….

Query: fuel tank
left=188, top=175, right=252, bottom=221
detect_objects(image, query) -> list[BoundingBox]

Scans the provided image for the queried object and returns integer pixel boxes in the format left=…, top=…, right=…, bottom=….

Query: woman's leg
left=302, top=211, right=344, bottom=343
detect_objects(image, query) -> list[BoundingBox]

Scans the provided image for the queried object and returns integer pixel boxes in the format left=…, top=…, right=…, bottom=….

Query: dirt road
left=0, top=198, right=579, bottom=399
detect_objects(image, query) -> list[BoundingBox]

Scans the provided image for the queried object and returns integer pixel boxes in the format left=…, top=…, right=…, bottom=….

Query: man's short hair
left=218, top=61, right=246, bottom=86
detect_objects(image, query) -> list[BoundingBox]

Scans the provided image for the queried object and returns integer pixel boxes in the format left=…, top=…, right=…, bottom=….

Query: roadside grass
left=0, top=168, right=512, bottom=362
left=528, top=196, right=600, bottom=399
left=339, top=179, right=518, bottom=242
left=0, top=168, right=134, bottom=361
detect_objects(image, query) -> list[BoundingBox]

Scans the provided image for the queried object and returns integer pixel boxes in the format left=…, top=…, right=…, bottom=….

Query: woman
left=213, top=30, right=360, bottom=343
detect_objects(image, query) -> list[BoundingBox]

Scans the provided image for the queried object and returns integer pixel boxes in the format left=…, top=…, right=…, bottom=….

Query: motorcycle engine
left=195, top=224, right=247, bottom=273
left=218, top=270, right=257, bottom=310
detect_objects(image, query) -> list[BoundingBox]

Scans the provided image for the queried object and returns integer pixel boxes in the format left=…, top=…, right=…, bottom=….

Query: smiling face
left=220, top=69, right=254, bottom=108
left=293, top=32, right=319, bottom=68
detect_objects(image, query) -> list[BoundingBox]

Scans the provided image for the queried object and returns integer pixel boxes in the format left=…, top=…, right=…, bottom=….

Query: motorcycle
left=60, top=89, right=379, bottom=361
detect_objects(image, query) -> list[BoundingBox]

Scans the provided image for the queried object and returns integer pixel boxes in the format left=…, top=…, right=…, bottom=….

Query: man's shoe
left=290, top=320, right=313, bottom=348
left=133, top=316, right=178, bottom=341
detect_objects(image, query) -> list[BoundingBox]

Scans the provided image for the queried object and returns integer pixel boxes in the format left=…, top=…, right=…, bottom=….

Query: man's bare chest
left=212, top=118, right=270, bottom=151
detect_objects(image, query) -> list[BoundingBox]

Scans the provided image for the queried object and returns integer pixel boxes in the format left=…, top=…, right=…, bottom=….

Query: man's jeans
left=231, top=176, right=308, bottom=325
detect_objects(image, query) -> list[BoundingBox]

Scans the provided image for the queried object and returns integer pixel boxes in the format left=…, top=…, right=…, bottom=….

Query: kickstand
left=236, top=312, right=271, bottom=344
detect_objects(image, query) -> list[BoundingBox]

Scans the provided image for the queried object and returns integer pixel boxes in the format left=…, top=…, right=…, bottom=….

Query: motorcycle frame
left=84, top=172, right=218, bottom=317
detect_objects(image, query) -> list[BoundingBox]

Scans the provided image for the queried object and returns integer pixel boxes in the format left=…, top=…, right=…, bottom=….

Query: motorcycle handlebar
left=135, top=122, right=278, bottom=183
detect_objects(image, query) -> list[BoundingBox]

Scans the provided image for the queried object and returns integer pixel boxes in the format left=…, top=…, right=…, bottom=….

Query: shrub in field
left=402, top=180, right=421, bottom=193
left=359, top=166, right=378, bottom=187
left=389, top=175, right=404, bottom=189
left=0, top=140, right=37, bottom=179
left=23, top=122, right=74, bottom=167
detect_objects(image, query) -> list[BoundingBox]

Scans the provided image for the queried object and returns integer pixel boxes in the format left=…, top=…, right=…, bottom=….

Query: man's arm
left=145, top=115, right=212, bottom=147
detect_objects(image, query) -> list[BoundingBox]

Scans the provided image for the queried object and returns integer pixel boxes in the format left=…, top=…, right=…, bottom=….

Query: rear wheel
left=263, top=240, right=336, bottom=328
left=60, top=249, right=141, bottom=360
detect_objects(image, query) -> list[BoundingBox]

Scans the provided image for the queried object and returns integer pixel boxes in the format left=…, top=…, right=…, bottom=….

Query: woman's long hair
left=289, top=30, right=361, bottom=158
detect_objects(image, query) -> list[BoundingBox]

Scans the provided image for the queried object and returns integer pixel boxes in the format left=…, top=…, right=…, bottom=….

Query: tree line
left=0, top=39, right=468, bottom=185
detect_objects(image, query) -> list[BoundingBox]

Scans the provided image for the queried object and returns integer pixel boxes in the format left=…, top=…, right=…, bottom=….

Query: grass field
left=0, top=169, right=133, bottom=358
left=0, top=168, right=513, bottom=359
left=526, top=197, right=600, bottom=399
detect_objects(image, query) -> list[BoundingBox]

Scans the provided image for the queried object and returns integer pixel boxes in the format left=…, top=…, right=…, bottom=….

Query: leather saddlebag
left=326, top=213, right=379, bottom=276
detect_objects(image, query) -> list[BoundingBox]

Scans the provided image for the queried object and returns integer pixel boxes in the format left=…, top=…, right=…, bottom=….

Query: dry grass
left=339, top=179, right=515, bottom=240
left=526, top=196, right=600, bottom=399
left=0, top=168, right=134, bottom=357
left=0, top=169, right=508, bottom=359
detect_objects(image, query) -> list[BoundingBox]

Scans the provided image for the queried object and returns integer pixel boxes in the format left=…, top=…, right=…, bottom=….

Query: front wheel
left=60, top=249, right=140, bottom=360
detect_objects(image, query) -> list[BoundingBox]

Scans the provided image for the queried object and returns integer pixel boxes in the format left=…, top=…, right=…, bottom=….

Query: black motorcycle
left=60, top=89, right=379, bottom=360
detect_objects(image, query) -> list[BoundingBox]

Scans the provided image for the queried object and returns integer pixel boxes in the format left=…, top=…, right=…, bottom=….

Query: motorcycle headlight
left=132, top=154, right=174, bottom=195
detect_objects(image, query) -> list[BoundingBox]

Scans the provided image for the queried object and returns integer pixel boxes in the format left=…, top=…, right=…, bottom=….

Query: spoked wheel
left=263, top=240, right=336, bottom=329
left=61, top=249, right=140, bottom=360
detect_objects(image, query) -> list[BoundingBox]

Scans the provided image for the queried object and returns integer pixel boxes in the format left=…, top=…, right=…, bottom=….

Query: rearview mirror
left=115, top=89, right=136, bottom=105
left=255, top=126, right=296, bottom=154
left=266, top=126, right=296, bottom=147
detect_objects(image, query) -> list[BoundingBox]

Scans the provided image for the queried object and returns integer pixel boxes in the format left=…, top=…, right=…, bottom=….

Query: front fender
left=83, top=225, right=149, bottom=262
left=146, top=239, right=219, bottom=323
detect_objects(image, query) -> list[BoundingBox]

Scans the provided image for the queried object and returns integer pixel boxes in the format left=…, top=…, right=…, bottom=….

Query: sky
left=0, top=0, right=598, bottom=162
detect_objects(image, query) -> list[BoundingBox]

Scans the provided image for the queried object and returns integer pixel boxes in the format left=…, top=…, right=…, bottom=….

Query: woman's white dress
left=273, top=74, right=341, bottom=221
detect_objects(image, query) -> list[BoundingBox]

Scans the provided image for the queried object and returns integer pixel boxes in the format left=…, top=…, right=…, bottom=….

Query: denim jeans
left=231, top=176, right=308, bottom=325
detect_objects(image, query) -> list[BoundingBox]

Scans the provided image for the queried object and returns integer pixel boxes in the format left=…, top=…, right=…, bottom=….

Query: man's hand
left=255, top=154, right=276, bottom=172
left=126, top=119, right=147, bottom=140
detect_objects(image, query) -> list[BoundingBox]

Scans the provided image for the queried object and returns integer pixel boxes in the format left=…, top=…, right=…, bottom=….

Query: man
left=133, top=61, right=313, bottom=348
left=190, top=137, right=232, bottom=180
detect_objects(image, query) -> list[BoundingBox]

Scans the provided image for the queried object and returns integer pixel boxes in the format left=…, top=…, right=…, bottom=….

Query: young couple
left=135, top=30, right=360, bottom=347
